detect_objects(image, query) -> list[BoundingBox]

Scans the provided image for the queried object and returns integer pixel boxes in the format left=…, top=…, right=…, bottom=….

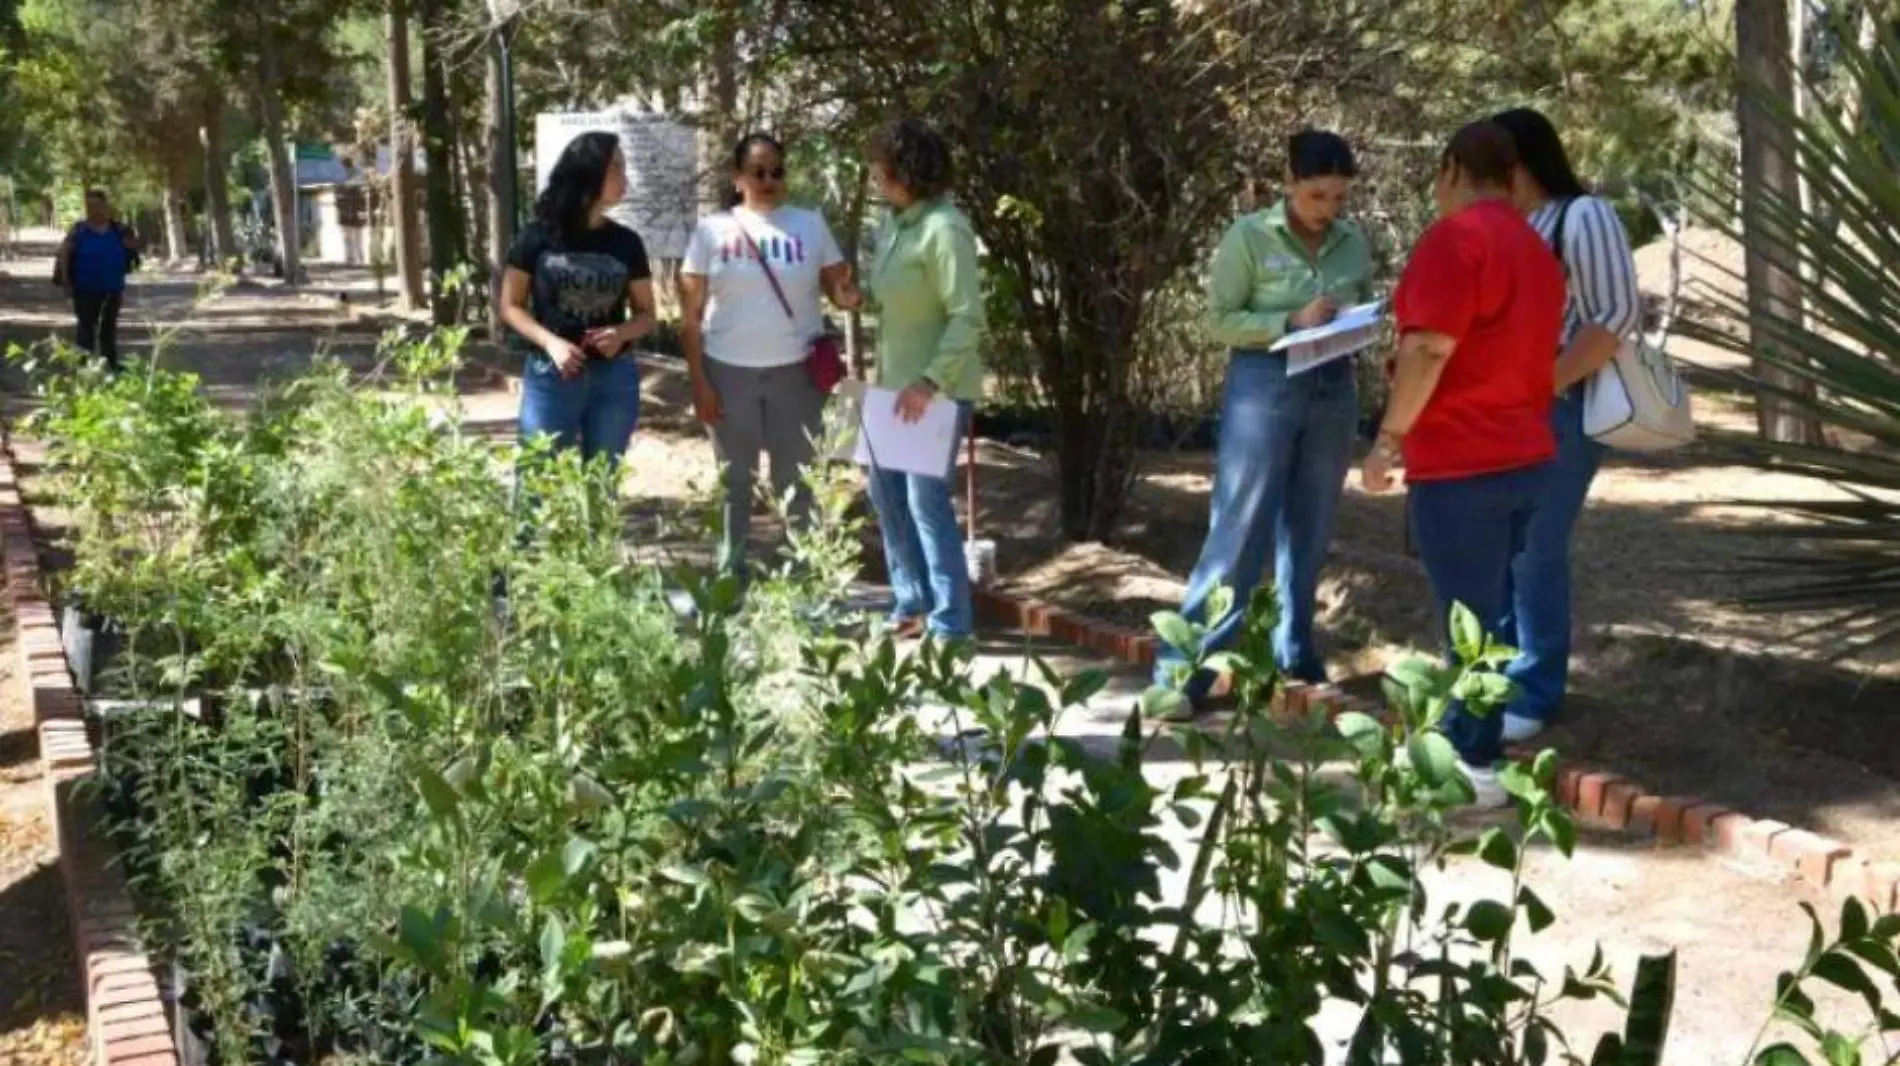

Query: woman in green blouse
left=865, top=118, right=986, bottom=640
left=1156, top=130, right=1375, bottom=710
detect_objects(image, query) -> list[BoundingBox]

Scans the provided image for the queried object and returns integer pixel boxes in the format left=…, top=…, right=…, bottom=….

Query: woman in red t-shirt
left=1359, top=121, right=1567, bottom=807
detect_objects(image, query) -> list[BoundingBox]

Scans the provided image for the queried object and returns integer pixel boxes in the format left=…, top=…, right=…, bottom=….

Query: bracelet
left=1374, top=431, right=1403, bottom=462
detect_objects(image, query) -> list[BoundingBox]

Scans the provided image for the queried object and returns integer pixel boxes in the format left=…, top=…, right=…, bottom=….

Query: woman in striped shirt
left=1491, top=107, right=1643, bottom=744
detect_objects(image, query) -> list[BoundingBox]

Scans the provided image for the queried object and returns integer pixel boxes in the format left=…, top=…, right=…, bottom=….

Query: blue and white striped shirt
left=1524, top=195, right=1643, bottom=349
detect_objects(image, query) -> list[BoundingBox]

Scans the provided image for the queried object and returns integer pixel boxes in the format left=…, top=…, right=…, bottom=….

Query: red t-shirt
left=1391, top=199, right=1565, bottom=481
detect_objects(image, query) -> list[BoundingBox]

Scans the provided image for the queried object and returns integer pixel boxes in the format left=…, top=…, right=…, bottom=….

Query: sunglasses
left=747, top=165, right=787, bottom=182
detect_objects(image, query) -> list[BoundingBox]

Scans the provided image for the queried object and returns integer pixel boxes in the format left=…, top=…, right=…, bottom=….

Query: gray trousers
left=704, top=357, right=827, bottom=576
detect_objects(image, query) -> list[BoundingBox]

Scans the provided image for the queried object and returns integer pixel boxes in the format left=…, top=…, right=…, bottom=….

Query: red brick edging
left=0, top=430, right=181, bottom=1066
left=966, top=584, right=1900, bottom=911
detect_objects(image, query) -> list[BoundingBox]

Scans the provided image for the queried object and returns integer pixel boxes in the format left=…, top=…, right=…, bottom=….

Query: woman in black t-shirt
left=501, top=131, right=656, bottom=471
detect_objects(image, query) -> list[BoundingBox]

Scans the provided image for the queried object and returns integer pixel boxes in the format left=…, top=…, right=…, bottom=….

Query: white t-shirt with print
left=681, top=206, right=845, bottom=369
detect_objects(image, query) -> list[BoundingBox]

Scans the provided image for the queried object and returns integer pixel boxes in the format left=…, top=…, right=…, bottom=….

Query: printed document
left=851, top=385, right=960, bottom=479
left=1270, top=300, right=1386, bottom=376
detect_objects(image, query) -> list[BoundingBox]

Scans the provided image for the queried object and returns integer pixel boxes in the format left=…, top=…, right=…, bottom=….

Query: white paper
left=852, top=385, right=961, bottom=479
left=1270, top=300, right=1386, bottom=376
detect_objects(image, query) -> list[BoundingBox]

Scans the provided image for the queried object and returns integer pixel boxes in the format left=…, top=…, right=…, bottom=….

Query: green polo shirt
left=1206, top=201, right=1374, bottom=350
left=868, top=196, right=986, bottom=401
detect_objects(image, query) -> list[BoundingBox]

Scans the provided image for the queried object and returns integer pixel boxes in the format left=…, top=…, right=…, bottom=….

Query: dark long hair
left=1490, top=107, right=1589, bottom=199
left=725, top=132, right=785, bottom=210
left=535, top=131, right=620, bottom=245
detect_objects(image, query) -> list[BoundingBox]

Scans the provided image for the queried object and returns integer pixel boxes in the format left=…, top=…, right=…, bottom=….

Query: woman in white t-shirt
left=681, top=133, right=862, bottom=580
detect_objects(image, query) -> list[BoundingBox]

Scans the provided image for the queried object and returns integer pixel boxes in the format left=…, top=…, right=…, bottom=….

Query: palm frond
left=1690, top=9, right=1900, bottom=656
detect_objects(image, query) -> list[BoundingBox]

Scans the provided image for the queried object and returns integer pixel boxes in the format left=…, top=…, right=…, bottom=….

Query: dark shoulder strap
left=733, top=216, right=795, bottom=321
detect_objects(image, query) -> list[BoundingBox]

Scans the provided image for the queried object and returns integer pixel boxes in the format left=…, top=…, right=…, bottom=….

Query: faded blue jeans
left=1409, top=462, right=1554, bottom=769
left=867, top=402, right=974, bottom=639
left=1501, top=390, right=1604, bottom=723
left=517, top=352, right=642, bottom=469
left=1154, top=351, right=1358, bottom=699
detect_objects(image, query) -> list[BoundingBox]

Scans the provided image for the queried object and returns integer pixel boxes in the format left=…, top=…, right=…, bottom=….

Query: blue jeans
left=1409, top=462, right=1554, bottom=768
left=1155, top=352, right=1358, bottom=697
left=1501, top=391, right=1603, bottom=722
left=867, top=402, right=973, bottom=639
left=517, top=353, right=642, bottom=468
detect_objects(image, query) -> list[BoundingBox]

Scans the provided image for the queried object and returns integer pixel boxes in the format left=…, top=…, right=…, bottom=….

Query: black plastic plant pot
left=60, top=600, right=130, bottom=696
left=168, top=960, right=214, bottom=1066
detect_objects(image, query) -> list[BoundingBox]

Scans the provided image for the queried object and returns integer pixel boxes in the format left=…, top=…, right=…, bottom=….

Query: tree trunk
left=1735, top=0, right=1824, bottom=445
left=459, top=112, right=489, bottom=275
left=388, top=0, right=426, bottom=311
left=201, top=122, right=236, bottom=272
left=1038, top=311, right=1141, bottom=542
left=484, top=21, right=518, bottom=338
left=840, top=163, right=869, bottom=377
left=418, top=0, right=464, bottom=325
left=257, top=27, right=303, bottom=285
left=162, top=169, right=190, bottom=264
left=695, top=0, right=741, bottom=212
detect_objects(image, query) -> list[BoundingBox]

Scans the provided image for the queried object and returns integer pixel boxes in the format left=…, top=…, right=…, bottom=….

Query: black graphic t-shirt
left=506, top=219, right=652, bottom=356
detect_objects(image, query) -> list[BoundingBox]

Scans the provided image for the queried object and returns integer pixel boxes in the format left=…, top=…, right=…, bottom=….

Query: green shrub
left=22, top=327, right=1894, bottom=1066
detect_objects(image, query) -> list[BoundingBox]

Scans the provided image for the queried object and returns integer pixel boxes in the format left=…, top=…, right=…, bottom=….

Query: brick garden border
left=0, top=431, right=181, bottom=1066
left=448, top=343, right=1900, bottom=912
left=965, top=584, right=1900, bottom=911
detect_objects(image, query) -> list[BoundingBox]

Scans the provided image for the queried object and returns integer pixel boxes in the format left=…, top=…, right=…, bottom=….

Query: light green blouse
left=868, top=196, right=987, bottom=401
left=1206, top=200, right=1374, bottom=350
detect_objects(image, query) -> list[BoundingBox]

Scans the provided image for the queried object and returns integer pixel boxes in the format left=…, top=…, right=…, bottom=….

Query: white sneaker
left=1459, top=763, right=1512, bottom=810
left=1502, top=714, right=1545, bottom=744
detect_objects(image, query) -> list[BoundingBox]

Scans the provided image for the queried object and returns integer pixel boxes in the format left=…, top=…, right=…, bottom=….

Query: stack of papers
left=841, top=384, right=960, bottom=479
left=1270, top=300, right=1387, bottom=376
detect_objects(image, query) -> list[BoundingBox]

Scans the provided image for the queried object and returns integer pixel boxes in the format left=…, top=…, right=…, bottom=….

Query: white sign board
left=534, top=110, right=697, bottom=258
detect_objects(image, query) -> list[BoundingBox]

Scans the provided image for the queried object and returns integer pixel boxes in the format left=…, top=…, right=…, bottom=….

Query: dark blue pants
left=1501, top=391, right=1604, bottom=722
left=1409, top=462, right=1553, bottom=768
left=517, top=353, right=641, bottom=468
left=867, top=402, right=975, bottom=639
left=1156, top=351, right=1358, bottom=697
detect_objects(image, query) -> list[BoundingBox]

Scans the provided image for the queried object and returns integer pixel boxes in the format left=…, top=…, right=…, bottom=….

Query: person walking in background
left=1155, top=131, right=1373, bottom=710
left=499, top=131, right=656, bottom=475
left=54, top=189, right=142, bottom=371
left=864, top=118, right=985, bottom=642
left=680, top=132, right=862, bottom=581
left=1490, top=107, right=1644, bottom=743
left=1359, top=121, right=1567, bottom=808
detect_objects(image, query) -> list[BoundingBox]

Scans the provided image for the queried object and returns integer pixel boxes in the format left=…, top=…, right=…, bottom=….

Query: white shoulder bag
left=1550, top=199, right=1695, bottom=453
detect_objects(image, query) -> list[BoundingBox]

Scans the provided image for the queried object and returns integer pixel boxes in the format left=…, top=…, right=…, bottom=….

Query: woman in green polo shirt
left=864, top=118, right=986, bottom=641
left=1155, top=130, right=1375, bottom=710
